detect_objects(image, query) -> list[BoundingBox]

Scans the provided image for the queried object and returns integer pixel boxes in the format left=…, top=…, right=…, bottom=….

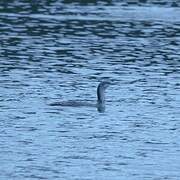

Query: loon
left=50, top=81, right=110, bottom=112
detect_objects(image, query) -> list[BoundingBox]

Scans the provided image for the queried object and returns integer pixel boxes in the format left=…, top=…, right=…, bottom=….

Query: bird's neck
left=97, top=86, right=105, bottom=104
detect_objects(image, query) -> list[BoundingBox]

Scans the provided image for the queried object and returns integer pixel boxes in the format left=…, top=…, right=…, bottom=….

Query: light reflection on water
left=0, top=1, right=180, bottom=179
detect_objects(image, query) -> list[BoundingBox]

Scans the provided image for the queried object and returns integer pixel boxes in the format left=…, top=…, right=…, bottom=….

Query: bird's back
left=50, top=100, right=96, bottom=107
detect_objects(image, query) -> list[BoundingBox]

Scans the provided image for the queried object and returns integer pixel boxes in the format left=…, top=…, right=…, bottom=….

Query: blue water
left=0, top=1, right=180, bottom=179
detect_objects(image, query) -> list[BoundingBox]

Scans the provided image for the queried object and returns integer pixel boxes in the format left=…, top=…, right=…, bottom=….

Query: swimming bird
left=50, top=81, right=111, bottom=112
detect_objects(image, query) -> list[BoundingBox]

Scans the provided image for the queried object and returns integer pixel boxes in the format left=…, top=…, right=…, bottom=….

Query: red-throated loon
left=50, top=81, right=110, bottom=112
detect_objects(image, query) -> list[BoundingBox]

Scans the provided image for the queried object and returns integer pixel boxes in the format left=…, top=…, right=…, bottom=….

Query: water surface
left=0, top=1, right=180, bottom=179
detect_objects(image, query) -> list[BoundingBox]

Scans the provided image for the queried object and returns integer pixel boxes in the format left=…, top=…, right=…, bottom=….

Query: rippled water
left=0, top=1, right=180, bottom=179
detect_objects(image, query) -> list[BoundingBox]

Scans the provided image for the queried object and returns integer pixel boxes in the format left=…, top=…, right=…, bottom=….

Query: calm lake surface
left=0, top=1, right=180, bottom=179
